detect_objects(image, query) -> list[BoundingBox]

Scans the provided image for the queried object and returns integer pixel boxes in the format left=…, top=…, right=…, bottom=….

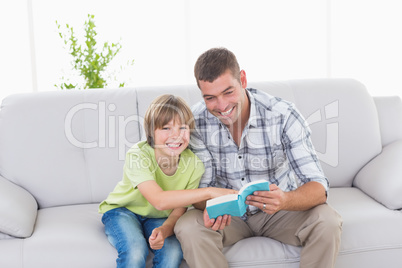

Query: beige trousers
left=174, top=204, right=342, bottom=268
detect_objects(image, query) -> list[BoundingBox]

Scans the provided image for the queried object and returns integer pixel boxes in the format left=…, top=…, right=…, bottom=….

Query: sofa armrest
left=353, top=140, right=402, bottom=210
left=0, top=176, right=38, bottom=237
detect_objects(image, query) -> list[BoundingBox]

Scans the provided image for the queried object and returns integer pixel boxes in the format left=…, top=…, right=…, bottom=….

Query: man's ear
left=240, top=70, right=247, bottom=89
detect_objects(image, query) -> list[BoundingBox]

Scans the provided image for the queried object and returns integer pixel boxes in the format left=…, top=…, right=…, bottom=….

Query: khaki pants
left=174, top=204, right=342, bottom=268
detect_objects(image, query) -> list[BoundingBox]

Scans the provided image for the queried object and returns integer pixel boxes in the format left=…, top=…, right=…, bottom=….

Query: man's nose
left=216, top=97, right=228, bottom=112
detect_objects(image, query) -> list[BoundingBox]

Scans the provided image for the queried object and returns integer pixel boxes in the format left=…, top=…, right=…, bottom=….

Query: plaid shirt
left=190, top=88, right=329, bottom=214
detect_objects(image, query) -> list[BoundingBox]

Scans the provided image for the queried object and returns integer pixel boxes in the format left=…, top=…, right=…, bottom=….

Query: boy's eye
left=225, top=91, right=233, bottom=95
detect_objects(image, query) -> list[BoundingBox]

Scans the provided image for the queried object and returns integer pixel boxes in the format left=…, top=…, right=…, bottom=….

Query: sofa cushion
left=353, top=140, right=402, bottom=210
left=135, top=84, right=201, bottom=120
left=251, top=79, right=382, bottom=187
left=0, top=176, right=37, bottom=238
left=0, top=239, right=24, bottom=268
left=373, top=96, right=402, bottom=147
left=0, top=89, right=140, bottom=208
left=328, top=187, right=402, bottom=267
left=222, top=236, right=300, bottom=267
left=23, top=204, right=116, bottom=268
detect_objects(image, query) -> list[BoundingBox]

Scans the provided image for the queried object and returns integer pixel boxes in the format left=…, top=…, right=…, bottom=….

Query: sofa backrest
left=0, top=89, right=140, bottom=208
left=373, top=96, right=402, bottom=147
left=0, top=79, right=383, bottom=208
left=249, top=79, right=382, bottom=187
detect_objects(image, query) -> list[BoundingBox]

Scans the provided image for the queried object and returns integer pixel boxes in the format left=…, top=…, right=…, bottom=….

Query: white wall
left=331, top=0, right=402, bottom=97
left=0, top=1, right=33, bottom=102
left=1, top=0, right=402, bottom=103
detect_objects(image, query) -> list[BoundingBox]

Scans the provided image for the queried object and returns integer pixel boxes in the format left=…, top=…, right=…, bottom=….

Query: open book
left=206, top=179, right=270, bottom=218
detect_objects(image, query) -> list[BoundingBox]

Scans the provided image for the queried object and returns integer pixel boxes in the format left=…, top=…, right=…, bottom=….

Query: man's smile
left=219, top=106, right=235, bottom=116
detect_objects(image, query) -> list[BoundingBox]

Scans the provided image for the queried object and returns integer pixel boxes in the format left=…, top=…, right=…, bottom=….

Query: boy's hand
left=149, top=227, right=166, bottom=250
left=208, top=187, right=238, bottom=199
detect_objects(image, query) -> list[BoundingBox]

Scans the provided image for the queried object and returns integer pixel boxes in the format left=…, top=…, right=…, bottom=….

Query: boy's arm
left=148, top=207, right=187, bottom=250
left=193, top=200, right=206, bottom=210
left=137, top=180, right=237, bottom=211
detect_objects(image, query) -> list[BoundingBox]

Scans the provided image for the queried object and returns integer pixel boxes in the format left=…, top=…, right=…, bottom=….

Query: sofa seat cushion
left=0, top=239, right=24, bottom=268
left=23, top=204, right=302, bottom=268
left=22, top=204, right=115, bottom=268
left=222, top=237, right=300, bottom=267
left=328, top=187, right=402, bottom=268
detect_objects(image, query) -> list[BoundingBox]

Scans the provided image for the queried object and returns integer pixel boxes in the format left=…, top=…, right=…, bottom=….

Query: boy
left=99, top=94, right=236, bottom=268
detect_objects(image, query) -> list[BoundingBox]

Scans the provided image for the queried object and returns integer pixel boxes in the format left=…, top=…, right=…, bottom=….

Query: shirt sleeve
left=281, top=105, right=330, bottom=192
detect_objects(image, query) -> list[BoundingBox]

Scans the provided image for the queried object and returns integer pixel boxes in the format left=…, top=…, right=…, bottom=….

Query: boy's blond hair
left=144, top=94, right=195, bottom=147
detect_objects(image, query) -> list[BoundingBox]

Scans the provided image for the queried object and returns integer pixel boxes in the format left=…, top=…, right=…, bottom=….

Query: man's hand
left=246, top=184, right=285, bottom=214
left=149, top=227, right=166, bottom=250
left=246, top=182, right=327, bottom=214
left=203, top=208, right=232, bottom=231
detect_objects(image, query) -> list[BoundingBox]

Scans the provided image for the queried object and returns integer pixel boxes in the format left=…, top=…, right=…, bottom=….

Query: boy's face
left=153, top=118, right=190, bottom=158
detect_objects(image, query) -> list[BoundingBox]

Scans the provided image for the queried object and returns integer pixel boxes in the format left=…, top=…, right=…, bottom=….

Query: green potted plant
left=56, top=14, right=134, bottom=89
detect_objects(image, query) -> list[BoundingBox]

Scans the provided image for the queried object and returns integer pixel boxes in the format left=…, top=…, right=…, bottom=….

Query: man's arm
left=246, top=104, right=328, bottom=214
left=246, top=181, right=327, bottom=215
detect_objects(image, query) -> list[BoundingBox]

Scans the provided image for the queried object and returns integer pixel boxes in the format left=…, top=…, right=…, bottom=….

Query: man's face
left=199, top=70, right=248, bottom=127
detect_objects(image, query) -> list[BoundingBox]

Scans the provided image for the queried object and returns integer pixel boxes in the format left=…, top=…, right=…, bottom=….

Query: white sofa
left=1, top=79, right=402, bottom=268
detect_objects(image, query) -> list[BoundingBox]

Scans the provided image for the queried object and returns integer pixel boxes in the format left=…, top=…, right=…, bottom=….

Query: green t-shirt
left=99, top=141, right=205, bottom=218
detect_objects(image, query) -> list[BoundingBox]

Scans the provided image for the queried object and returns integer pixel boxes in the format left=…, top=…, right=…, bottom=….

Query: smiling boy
left=99, top=94, right=236, bottom=268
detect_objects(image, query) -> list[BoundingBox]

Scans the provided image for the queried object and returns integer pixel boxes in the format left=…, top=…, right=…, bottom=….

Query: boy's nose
left=170, top=127, right=181, bottom=138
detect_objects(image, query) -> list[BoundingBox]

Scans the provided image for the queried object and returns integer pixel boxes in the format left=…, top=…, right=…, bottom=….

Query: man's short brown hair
left=194, top=47, right=241, bottom=88
left=144, top=94, right=195, bottom=147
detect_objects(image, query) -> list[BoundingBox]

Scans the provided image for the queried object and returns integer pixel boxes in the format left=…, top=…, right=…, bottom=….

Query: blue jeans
left=102, top=207, right=183, bottom=268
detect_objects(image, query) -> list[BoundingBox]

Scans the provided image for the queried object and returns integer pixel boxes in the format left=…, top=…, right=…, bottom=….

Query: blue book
left=206, top=179, right=270, bottom=218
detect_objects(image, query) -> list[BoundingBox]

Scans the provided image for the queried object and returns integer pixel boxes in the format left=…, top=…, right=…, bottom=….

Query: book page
left=206, top=194, right=238, bottom=207
left=238, top=179, right=270, bottom=196
left=237, top=180, right=270, bottom=214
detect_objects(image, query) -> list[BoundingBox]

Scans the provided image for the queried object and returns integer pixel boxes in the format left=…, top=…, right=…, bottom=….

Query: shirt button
left=241, top=178, right=245, bottom=181
left=238, top=155, right=242, bottom=159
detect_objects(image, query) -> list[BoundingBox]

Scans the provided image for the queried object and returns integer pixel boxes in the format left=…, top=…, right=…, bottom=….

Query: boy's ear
left=148, top=135, right=154, bottom=148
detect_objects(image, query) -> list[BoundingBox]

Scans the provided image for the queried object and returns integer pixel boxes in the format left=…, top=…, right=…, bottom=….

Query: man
left=174, top=47, right=342, bottom=268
